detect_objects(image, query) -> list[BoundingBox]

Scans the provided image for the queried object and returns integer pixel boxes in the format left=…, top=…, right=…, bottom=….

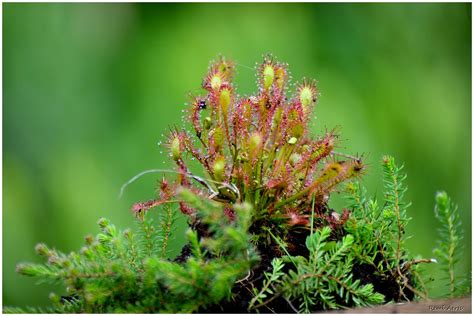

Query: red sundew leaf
left=207, top=124, right=225, bottom=158
left=274, top=63, right=289, bottom=92
left=232, top=165, right=251, bottom=191
left=189, top=96, right=207, bottom=140
left=166, top=129, right=208, bottom=170
left=295, top=78, right=319, bottom=115
left=313, top=159, right=364, bottom=196
left=181, top=132, right=209, bottom=167
left=258, top=55, right=277, bottom=92
left=179, top=201, right=195, bottom=215
left=284, top=102, right=306, bottom=139
left=285, top=211, right=310, bottom=227
left=131, top=199, right=168, bottom=219
left=212, top=155, right=227, bottom=182
left=294, top=133, right=336, bottom=172
left=257, top=105, right=285, bottom=154
left=207, top=82, right=233, bottom=117
left=219, top=85, right=233, bottom=118
left=254, top=94, right=274, bottom=132
left=266, top=164, right=296, bottom=197
left=223, top=204, right=235, bottom=221
left=214, top=56, right=235, bottom=79
left=159, top=178, right=173, bottom=200
left=203, top=57, right=235, bottom=92
left=258, top=55, right=288, bottom=97
left=242, top=173, right=251, bottom=188
left=231, top=98, right=255, bottom=145
left=266, top=178, right=287, bottom=190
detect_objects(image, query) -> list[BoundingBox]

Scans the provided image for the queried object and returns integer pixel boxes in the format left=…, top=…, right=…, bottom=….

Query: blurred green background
left=4, top=3, right=471, bottom=307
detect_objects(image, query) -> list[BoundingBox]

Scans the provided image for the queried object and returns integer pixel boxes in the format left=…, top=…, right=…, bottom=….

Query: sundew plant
left=8, top=56, right=468, bottom=313
left=131, top=56, right=361, bottom=246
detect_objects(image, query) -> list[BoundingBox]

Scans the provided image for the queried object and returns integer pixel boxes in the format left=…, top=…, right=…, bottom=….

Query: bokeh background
left=4, top=3, right=471, bottom=307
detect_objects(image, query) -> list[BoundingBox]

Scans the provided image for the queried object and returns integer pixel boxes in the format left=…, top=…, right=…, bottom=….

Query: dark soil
left=352, top=262, right=415, bottom=303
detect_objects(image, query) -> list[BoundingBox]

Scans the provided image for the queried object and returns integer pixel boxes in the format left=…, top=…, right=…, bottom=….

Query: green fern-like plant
left=249, top=156, right=430, bottom=313
left=250, top=227, right=384, bottom=313
left=344, top=156, right=429, bottom=301
left=433, top=191, right=469, bottom=297
left=10, top=190, right=257, bottom=313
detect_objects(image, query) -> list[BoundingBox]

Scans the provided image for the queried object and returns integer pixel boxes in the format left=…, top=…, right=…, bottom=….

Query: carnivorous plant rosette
left=128, top=55, right=363, bottom=251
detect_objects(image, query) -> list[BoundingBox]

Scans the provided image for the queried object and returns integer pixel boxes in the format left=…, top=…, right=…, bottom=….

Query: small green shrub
left=433, top=191, right=470, bottom=298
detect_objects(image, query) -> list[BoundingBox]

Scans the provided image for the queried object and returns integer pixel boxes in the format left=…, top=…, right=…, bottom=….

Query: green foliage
left=3, top=296, right=82, bottom=314
left=381, top=155, right=411, bottom=262
left=433, top=191, right=469, bottom=297
left=344, top=156, right=423, bottom=300
left=135, top=203, right=176, bottom=259
left=249, top=156, right=466, bottom=313
left=248, top=258, right=286, bottom=310
left=9, top=190, right=258, bottom=313
left=8, top=154, right=471, bottom=313
left=250, top=227, right=384, bottom=313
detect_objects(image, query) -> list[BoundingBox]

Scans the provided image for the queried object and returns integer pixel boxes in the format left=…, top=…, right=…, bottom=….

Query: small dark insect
left=265, top=100, right=272, bottom=109
left=198, top=100, right=207, bottom=110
